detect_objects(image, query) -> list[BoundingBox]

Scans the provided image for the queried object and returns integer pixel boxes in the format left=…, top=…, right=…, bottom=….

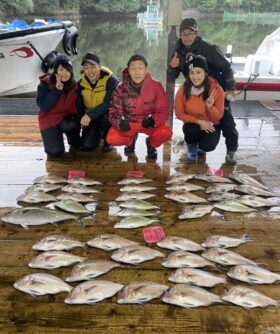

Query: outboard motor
left=41, top=50, right=59, bottom=73
left=62, top=26, right=78, bottom=56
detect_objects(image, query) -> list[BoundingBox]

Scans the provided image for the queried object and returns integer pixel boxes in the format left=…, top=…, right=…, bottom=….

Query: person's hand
left=80, top=114, right=91, bottom=127
left=119, top=116, right=131, bottom=131
left=197, top=120, right=216, bottom=133
left=225, top=90, right=236, bottom=102
left=55, top=74, right=64, bottom=90
left=205, top=89, right=217, bottom=109
left=170, top=52, right=180, bottom=68
left=142, top=115, right=155, bottom=128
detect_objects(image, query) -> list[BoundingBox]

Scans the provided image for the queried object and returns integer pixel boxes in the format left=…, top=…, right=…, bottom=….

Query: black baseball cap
left=180, top=18, right=198, bottom=32
left=81, top=52, right=100, bottom=66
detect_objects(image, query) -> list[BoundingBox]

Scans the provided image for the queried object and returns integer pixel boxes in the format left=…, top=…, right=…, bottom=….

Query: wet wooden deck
left=1, top=113, right=280, bottom=334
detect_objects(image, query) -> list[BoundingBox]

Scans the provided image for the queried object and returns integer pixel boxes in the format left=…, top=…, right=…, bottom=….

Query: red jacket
left=109, top=68, right=169, bottom=129
left=175, top=77, right=224, bottom=125
left=37, top=74, right=79, bottom=131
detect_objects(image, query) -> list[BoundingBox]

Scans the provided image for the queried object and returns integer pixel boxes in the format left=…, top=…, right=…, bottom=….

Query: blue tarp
left=0, top=19, right=62, bottom=33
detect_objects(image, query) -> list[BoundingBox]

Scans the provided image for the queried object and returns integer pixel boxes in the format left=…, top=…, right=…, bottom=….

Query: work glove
left=142, top=114, right=155, bottom=128
left=119, top=116, right=131, bottom=131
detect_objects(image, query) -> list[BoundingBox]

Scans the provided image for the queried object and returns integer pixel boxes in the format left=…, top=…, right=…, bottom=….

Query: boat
left=0, top=19, right=78, bottom=96
left=229, top=27, right=280, bottom=101
left=137, top=0, right=163, bottom=27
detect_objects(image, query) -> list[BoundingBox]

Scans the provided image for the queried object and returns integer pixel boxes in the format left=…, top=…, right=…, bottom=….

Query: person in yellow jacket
left=78, top=52, right=119, bottom=152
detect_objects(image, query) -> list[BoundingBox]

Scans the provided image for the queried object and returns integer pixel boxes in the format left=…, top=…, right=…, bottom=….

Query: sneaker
left=225, top=151, right=237, bottom=165
left=146, top=137, right=157, bottom=159
left=102, top=143, right=114, bottom=153
left=197, top=148, right=206, bottom=157
left=124, top=134, right=138, bottom=154
left=187, top=144, right=197, bottom=161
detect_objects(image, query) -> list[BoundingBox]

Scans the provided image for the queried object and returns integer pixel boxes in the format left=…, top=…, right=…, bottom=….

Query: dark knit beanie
left=187, top=54, right=208, bottom=73
left=53, top=54, right=73, bottom=69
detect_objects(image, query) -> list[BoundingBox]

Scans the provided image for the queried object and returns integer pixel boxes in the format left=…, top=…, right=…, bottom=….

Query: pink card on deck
left=127, top=170, right=144, bottom=178
left=207, top=168, right=223, bottom=177
left=143, top=226, right=165, bottom=243
left=68, top=170, right=85, bottom=178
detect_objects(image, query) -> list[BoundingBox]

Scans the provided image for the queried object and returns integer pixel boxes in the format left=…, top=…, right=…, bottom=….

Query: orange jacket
left=174, top=77, right=224, bottom=125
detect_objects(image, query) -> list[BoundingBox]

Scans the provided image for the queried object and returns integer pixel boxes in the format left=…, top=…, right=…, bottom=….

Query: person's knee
left=45, top=148, right=64, bottom=157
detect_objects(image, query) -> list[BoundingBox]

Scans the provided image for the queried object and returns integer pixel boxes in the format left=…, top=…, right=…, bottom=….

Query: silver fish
left=111, top=245, right=164, bottom=265
left=56, top=193, right=97, bottom=203
left=118, top=178, right=153, bottom=185
left=165, top=192, right=207, bottom=204
left=67, top=176, right=102, bottom=186
left=205, top=184, right=236, bottom=194
left=162, top=284, right=222, bottom=308
left=61, top=184, right=100, bottom=194
left=117, top=281, right=169, bottom=304
left=221, top=285, right=279, bottom=309
left=119, top=185, right=157, bottom=192
left=116, top=192, right=156, bottom=201
left=17, top=191, right=57, bottom=204
left=1, top=207, right=80, bottom=229
left=237, top=195, right=279, bottom=208
left=34, top=175, right=67, bottom=184
left=25, top=183, right=62, bottom=193
left=213, top=200, right=256, bottom=212
left=157, top=236, right=204, bottom=252
left=65, top=259, right=121, bottom=282
left=64, top=280, right=124, bottom=304
left=229, top=173, right=269, bottom=190
left=119, top=199, right=159, bottom=210
left=207, top=192, right=240, bottom=202
left=114, top=216, right=159, bottom=229
left=194, top=174, right=233, bottom=183
left=32, top=235, right=85, bottom=251
left=166, top=173, right=195, bottom=184
left=235, top=185, right=275, bottom=197
left=54, top=199, right=89, bottom=214
left=87, top=234, right=139, bottom=251
left=166, top=183, right=204, bottom=192
left=28, top=251, right=86, bottom=270
left=201, top=248, right=257, bottom=266
left=14, top=273, right=72, bottom=297
left=201, top=234, right=252, bottom=249
left=227, top=264, right=280, bottom=284
left=178, top=204, right=213, bottom=219
left=116, top=208, right=159, bottom=217
left=162, top=251, right=215, bottom=269
left=168, top=268, right=226, bottom=287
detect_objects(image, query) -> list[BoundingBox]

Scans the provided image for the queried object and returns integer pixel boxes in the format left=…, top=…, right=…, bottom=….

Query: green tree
left=0, top=0, right=33, bottom=15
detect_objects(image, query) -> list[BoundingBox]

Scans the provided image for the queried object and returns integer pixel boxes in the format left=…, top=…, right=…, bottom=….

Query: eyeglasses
left=181, top=31, right=196, bottom=37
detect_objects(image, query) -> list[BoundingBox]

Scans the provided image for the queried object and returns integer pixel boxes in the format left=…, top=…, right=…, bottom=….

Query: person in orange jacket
left=174, top=53, right=224, bottom=161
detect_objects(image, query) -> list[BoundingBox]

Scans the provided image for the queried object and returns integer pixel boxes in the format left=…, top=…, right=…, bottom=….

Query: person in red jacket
left=36, top=54, right=82, bottom=157
left=107, top=54, right=172, bottom=159
left=174, top=53, right=224, bottom=161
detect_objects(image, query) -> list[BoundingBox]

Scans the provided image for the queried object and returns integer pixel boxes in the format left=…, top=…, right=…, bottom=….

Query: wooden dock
left=1, top=115, right=280, bottom=334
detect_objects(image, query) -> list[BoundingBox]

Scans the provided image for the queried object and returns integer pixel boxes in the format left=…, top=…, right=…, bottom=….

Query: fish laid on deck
left=235, top=185, right=275, bottom=197
left=178, top=204, right=213, bottom=219
left=194, top=174, right=233, bottom=183
left=34, top=175, right=67, bottom=184
left=157, top=236, right=204, bottom=252
left=166, top=183, right=204, bottom=192
left=25, top=183, right=62, bottom=193
left=32, top=235, right=85, bottom=251
left=115, top=192, right=155, bottom=201
left=67, top=176, right=102, bottom=186
left=207, top=192, right=240, bottom=202
left=56, top=192, right=97, bottom=203
left=116, top=208, right=160, bottom=217
left=201, top=234, right=252, bottom=249
left=213, top=200, right=256, bottom=212
left=61, top=184, right=101, bottom=194
left=221, top=286, right=279, bottom=308
left=166, top=173, right=195, bottom=184
left=162, top=284, right=223, bottom=308
left=87, top=234, right=139, bottom=251
left=64, top=280, right=124, bottom=304
left=114, top=216, right=159, bottom=229
left=162, top=251, right=215, bottom=269
left=53, top=199, right=90, bottom=214
left=111, top=245, right=164, bottom=264
left=119, top=199, right=159, bottom=210
left=165, top=192, right=207, bottom=204
left=17, top=191, right=57, bottom=204
left=201, top=248, right=257, bottom=266
left=237, top=195, right=280, bottom=207
left=205, top=183, right=236, bottom=194
left=119, top=185, right=157, bottom=192
left=14, top=273, right=72, bottom=297
left=118, top=177, right=153, bottom=185
left=229, top=173, right=269, bottom=190
left=117, top=281, right=169, bottom=304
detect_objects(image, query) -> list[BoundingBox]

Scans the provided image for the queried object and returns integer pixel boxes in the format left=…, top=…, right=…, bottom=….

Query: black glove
left=142, top=115, right=155, bottom=128
left=119, top=116, right=131, bottom=131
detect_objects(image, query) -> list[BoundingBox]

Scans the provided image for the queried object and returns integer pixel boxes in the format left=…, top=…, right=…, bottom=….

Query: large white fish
left=114, top=216, right=159, bottom=229
left=65, top=260, right=121, bottom=282
left=28, top=251, right=86, bottom=270
left=162, top=251, right=215, bottom=269
left=119, top=199, right=159, bottom=210
left=17, top=191, right=57, bottom=204
left=32, top=235, right=85, bottom=251
left=207, top=192, right=240, bottom=202
left=235, top=185, right=275, bottom=197
left=14, top=273, right=72, bottom=297
left=116, top=208, right=159, bottom=217
left=227, top=264, right=280, bottom=284
left=213, top=200, right=256, bottom=213
left=53, top=199, right=89, bottom=214
left=117, top=281, right=169, bottom=304
left=205, top=184, right=236, bottom=194
left=178, top=204, right=213, bottom=219
left=201, top=234, right=252, bottom=249
left=229, top=173, right=269, bottom=190
left=168, top=268, right=226, bottom=287
left=221, top=285, right=279, bottom=309
left=162, top=284, right=223, bottom=308
left=33, top=175, right=67, bottom=184
left=56, top=192, right=97, bottom=203
left=166, top=183, right=204, bottom=192
left=157, top=236, right=204, bottom=252
left=194, top=174, right=233, bottom=183
left=25, top=184, right=62, bottom=193
left=61, top=184, right=100, bottom=194
left=116, top=192, right=156, bottom=201
left=67, top=176, right=102, bottom=186
left=201, top=248, right=257, bottom=266
left=165, top=192, right=207, bottom=204
left=1, top=207, right=81, bottom=229
left=166, top=173, right=195, bottom=184
left=64, top=280, right=124, bottom=304
left=87, top=234, right=139, bottom=251
left=118, top=178, right=153, bottom=185
left=119, top=185, right=157, bottom=192
left=111, top=245, right=164, bottom=265
left=237, top=195, right=280, bottom=208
